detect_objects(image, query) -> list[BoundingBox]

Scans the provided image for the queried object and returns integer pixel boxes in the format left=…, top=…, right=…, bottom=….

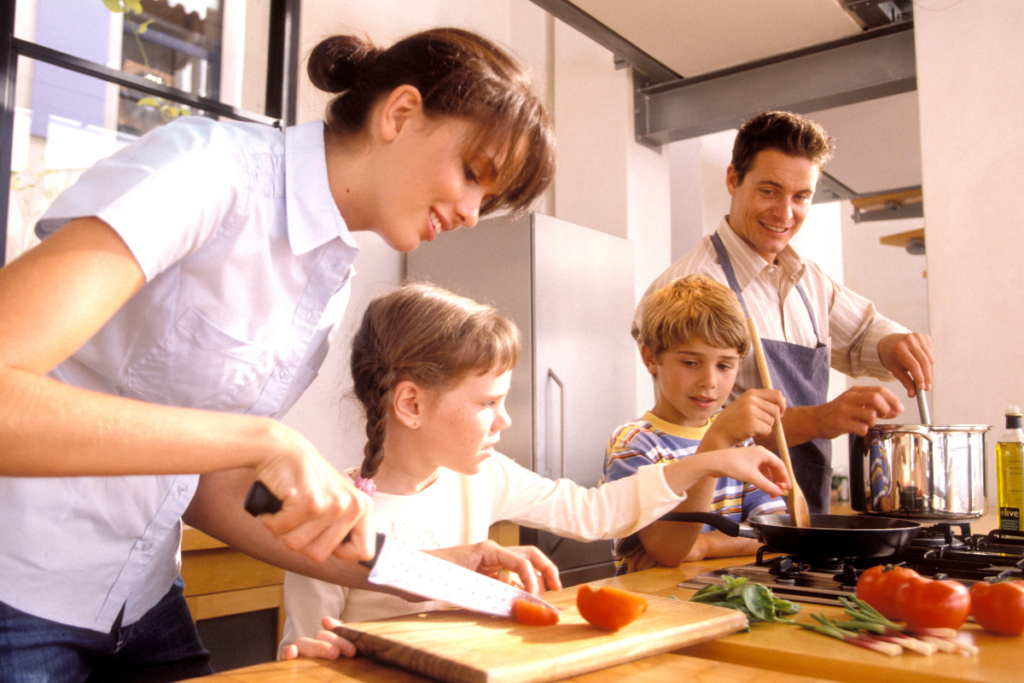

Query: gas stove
left=678, top=521, right=1024, bottom=606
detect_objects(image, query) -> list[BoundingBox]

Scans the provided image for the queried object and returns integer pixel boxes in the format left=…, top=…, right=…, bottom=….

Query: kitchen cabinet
left=407, top=212, right=637, bottom=584
left=181, top=526, right=285, bottom=671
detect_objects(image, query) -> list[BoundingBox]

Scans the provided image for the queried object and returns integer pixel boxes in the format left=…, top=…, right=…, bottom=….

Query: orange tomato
left=513, top=599, right=559, bottom=626
left=895, top=576, right=971, bottom=630
left=576, top=584, right=648, bottom=631
left=856, top=565, right=921, bottom=620
left=970, top=580, right=1024, bottom=636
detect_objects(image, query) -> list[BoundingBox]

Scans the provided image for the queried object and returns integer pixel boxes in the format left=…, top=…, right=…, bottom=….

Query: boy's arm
left=682, top=532, right=763, bottom=562
left=637, top=476, right=718, bottom=568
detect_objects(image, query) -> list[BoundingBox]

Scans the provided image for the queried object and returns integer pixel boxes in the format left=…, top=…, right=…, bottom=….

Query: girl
left=0, top=28, right=554, bottom=682
left=280, top=283, right=790, bottom=660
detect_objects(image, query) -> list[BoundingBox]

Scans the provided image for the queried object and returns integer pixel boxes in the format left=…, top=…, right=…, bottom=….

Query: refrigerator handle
left=547, top=369, right=566, bottom=480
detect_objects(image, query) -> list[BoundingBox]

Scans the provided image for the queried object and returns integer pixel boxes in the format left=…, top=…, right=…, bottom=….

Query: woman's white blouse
left=0, top=117, right=359, bottom=632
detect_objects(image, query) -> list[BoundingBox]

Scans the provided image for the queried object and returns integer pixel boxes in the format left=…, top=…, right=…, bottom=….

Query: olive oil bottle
left=996, top=406, right=1024, bottom=531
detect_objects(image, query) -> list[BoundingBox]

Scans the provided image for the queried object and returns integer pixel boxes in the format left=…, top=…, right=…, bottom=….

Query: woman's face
left=366, top=113, right=502, bottom=253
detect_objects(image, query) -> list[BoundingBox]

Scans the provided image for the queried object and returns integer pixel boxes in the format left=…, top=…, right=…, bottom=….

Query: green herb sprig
left=688, top=575, right=800, bottom=629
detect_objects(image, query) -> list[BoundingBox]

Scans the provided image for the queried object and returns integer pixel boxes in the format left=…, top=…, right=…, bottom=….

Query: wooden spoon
left=746, top=317, right=812, bottom=528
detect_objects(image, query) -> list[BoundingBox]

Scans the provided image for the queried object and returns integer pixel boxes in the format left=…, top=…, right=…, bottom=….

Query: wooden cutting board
left=334, top=587, right=748, bottom=683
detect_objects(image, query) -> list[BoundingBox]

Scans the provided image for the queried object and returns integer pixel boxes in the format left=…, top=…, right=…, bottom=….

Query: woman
left=0, top=27, right=554, bottom=682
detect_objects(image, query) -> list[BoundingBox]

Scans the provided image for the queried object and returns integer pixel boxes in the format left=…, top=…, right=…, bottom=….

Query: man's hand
left=808, top=385, right=904, bottom=439
left=426, top=541, right=562, bottom=595
left=878, top=332, right=935, bottom=397
left=700, top=389, right=785, bottom=451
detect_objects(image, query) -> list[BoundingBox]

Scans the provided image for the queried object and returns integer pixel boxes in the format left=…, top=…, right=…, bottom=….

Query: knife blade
left=244, top=480, right=560, bottom=619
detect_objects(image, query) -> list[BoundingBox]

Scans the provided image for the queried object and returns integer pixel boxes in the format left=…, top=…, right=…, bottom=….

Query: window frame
left=0, top=0, right=300, bottom=266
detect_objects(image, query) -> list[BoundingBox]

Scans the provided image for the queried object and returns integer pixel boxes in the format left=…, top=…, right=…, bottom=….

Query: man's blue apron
left=711, top=232, right=833, bottom=513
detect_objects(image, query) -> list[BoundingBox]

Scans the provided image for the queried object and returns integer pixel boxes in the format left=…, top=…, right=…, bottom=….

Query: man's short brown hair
left=638, top=275, right=749, bottom=360
left=731, top=111, right=835, bottom=184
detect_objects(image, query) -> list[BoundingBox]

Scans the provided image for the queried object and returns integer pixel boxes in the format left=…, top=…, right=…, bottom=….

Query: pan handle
left=657, top=511, right=759, bottom=540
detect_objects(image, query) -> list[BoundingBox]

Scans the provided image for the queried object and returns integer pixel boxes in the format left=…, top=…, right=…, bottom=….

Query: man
left=634, top=111, right=934, bottom=513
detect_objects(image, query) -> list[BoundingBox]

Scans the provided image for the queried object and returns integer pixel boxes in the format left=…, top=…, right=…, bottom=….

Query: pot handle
left=657, top=511, right=758, bottom=539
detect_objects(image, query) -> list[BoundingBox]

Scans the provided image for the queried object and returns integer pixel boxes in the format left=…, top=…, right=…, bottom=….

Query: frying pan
left=659, top=512, right=923, bottom=559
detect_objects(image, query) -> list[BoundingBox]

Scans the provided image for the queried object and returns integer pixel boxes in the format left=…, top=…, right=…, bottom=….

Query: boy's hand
left=700, top=389, right=785, bottom=451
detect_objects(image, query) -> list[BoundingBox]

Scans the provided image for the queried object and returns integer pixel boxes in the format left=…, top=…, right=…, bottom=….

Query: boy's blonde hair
left=639, top=275, right=750, bottom=359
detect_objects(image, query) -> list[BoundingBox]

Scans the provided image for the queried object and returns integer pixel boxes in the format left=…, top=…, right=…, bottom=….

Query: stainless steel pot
left=850, top=423, right=990, bottom=519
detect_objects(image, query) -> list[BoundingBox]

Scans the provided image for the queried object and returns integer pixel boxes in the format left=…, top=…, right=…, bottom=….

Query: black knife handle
left=243, top=480, right=384, bottom=569
left=244, top=480, right=282, bottom=516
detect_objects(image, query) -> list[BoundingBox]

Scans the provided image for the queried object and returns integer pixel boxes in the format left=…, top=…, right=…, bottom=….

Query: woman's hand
left=251, top=427, right=376, bottom=563
left=280, top=617, right=355, bottom=661
left=426, top=541, right=562, bottom=595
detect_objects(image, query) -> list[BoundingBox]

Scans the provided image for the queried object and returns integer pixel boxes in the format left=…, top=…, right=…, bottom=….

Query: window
left=2, top=0, right=298, bottom=265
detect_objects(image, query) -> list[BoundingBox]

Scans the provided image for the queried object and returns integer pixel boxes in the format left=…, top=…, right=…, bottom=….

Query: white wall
left=915, top=0, right=1024, bottom=497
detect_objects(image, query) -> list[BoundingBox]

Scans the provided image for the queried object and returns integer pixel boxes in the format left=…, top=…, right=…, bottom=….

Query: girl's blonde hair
left=350, top=283, right=521, bottom=478
left=639, top=275, right=750, bottom=360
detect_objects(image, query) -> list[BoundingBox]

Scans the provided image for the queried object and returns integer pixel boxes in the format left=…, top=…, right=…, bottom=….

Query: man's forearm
left=779, top=405, right=822, bottom=448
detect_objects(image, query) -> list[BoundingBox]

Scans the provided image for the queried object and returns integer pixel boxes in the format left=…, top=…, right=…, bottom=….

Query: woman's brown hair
left=307, top=28, right=554, bottom=216
left=350, top=283, right=521, bottom=479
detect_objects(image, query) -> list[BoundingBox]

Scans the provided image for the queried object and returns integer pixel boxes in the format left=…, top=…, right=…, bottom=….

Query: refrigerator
left=406, top=211, right=636, bottom=584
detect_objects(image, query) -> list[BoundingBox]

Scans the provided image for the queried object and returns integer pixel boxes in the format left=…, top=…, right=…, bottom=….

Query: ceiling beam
left=527, top=0, right=680, bottom=83
left=634, top=24, right=916, bottom=148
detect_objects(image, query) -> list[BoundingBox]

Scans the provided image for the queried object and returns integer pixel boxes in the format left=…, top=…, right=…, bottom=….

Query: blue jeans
left=0, top=576, right=212, bottom=683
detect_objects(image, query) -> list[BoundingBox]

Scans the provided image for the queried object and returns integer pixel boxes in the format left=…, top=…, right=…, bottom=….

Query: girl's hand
left=252, top=426, right=376, bottom=563
left=427, top=541, right=562, bottom=595
left=709, top=445, right=791, bottom=497
left=280, top=617, right=355, bottom=661
left=700, top=389, right=785, bottom=451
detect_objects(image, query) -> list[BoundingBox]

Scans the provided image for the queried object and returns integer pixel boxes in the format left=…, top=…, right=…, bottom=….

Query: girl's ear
left=392, top=379, right=426, bottom=428
left=379, top=85, right=424, bottom=142
left=640, top=343, right=659, bottom=376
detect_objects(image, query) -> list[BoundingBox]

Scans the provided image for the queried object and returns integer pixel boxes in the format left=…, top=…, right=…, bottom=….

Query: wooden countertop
left=195, top=512, right=1017, bottom=683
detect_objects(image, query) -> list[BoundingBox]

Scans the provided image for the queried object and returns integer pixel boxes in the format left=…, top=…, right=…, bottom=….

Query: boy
left=605, top=274, right=787, bottom=574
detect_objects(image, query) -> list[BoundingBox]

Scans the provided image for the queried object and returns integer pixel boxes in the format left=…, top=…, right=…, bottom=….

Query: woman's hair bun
left=307, top=34, right=380, bottom=94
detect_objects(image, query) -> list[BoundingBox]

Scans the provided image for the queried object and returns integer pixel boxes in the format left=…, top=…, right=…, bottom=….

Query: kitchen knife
left=244, top=480, right=561, bottom=619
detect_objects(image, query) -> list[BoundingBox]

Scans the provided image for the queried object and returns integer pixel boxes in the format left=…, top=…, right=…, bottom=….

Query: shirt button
left=141, top=542, right=153, bottom=552
left=279, top=369, right=290, bottom=380
left=178, top=484, right=189, bottom=495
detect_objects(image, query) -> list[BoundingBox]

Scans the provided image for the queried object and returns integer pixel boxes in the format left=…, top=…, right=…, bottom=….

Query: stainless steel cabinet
left=407, top=212, right=636, bottom=584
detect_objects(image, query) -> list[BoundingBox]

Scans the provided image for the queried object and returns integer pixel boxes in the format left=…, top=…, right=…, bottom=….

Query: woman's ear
left=392, top=379, right=426, bottom=429
left=378, top=85, right=424, bottom=142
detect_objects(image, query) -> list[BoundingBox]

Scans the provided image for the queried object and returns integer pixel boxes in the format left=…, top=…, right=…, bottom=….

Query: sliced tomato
left=576, top=584, right=648, bottom=631
left=513, top=598, right=559, bottom=626
left=856, top=565, right=921, bottom=620
left=895, top=576, right=971, bottom=630
left=970, top=579, right=1024, bottom=636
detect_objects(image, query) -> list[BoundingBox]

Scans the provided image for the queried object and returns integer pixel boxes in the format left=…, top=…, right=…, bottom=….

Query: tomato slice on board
left=576, top=584, right=648, bottom=631
left=513, top=599, right=559, bottom=626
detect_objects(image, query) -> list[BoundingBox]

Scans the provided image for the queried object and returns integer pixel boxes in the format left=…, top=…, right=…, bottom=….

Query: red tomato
left=970, top=580, right=1024, bottom=636
left=895, top=576, right=971, bottom=630
left=513, top=599, right=559, bottom=626
left=856, top=565, right=921, bottom=620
